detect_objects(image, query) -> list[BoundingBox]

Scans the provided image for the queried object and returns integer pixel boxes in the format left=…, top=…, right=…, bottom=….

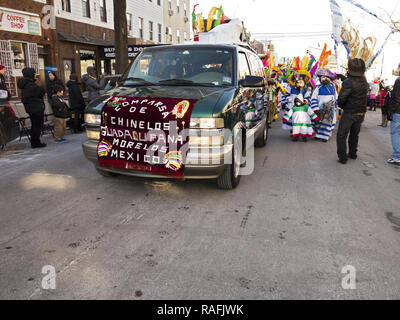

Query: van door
left=247, top=53, right=267, bottom=132
left=236, top=51, right=256, bottom=131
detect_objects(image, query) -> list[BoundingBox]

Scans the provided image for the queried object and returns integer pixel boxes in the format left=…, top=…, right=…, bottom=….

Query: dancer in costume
left=281, top=73, right=312, bottom=131
left=283, top=94, right=319, bottom=142
left=311, top=69, right=338, bottom=142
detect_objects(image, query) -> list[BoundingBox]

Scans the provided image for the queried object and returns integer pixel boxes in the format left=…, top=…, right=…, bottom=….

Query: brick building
left=0, top=0, right=166, bottom=99
left=54, top=0, right=164, bottom=83
left=0, top=0, right=57, bottom=98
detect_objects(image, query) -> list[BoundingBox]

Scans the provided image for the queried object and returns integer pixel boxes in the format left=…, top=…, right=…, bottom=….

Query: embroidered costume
left=311, top=69, right=338, bottom=141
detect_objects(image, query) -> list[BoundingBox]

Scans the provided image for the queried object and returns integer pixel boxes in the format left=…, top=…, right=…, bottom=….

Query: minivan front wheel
left=255, top=119, right=268, bottom=148
left=217, top=134, right=242, bottom=189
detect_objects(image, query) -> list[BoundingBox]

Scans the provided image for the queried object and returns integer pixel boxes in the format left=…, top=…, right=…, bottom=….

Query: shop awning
left=57, top=32, right=114, bottom=46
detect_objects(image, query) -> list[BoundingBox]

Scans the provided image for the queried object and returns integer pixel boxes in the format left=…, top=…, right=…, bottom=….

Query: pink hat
left=0, top=65, right=5, bottom=70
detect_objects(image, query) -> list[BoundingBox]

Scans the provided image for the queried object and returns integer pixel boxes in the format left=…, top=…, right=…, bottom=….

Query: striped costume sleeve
left=280, top=87, right=291, bottom=110
left=283, top=108, right=293, bottom=122
left=310, top=87, right=320, bottom=112
left=307, top=106, right=319, bottom=122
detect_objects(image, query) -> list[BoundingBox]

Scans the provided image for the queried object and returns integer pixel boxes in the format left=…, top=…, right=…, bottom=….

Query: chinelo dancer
left=281, top=71, right=312, bottom=132
left=283, top=94, right=319, bottom=142
left=311, top=69, right=338, bottom=142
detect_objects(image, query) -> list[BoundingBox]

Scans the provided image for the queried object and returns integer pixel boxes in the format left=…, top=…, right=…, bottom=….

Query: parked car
left=0, top=100, right=19, bottom=148
left=82, top=44, right=269, bottom=189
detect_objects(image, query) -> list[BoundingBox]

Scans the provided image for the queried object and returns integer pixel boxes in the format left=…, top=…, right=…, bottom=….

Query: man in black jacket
left=387, top=69, right=400, bottom=165
left=336, top=59, right=369, bottom=164
left=66, top=74, right=85, bottom=133
left=17, top=68, right=47, bottom=148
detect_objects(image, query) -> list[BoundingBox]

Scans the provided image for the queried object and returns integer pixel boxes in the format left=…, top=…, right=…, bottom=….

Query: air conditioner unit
left=184, top=17, right=189, bottom=23
left=168, top=10, right=174, bottom=16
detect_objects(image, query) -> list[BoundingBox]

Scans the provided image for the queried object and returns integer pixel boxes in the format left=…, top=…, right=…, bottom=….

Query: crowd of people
left=3, top=66, right=105, bottom=148
left=271, top=58, right=400, bottom=166
left=1, top=56, right=400, bottom=167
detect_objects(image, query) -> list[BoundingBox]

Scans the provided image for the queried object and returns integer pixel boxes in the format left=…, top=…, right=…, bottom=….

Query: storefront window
left=10, top=42, right=28, bottom=76
left=80, top=50, right=96, bottom=77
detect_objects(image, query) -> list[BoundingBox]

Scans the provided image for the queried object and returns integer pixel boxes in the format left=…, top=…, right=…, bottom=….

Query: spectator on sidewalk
left=387, top=67, right=400, bottom=165
left=378, top=86, right=390, bottom=127
left=336, top=58, right=369, bottom=164
left=369, top=78, right=380, bottom=111
left=51, top=85, right=70, bottom=143
left=66, top=74, right=86, bottom=133
left=46, top=71, right=65, bottom=107
left=82, top=66, right=104, bottom=103
left=17, top=68, right=47, bottom=148
left=0, top=64, right=11, bottom=103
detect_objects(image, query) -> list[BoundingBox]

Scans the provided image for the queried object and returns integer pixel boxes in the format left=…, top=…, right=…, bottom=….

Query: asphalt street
left=0, top=111, right=399, bottom=300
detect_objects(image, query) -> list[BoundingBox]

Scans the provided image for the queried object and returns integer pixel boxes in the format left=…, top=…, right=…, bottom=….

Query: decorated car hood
left=86, top=85, right=236, bottom=118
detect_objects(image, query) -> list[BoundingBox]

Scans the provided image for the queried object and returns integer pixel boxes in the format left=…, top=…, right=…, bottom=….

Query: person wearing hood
left=336, top=58, right=369, bottom=164
left=311, top=69, right=338, bottom=142
left=46, top=71, right=65, bottom=106
left=66, top=73, right=86, bottom=133
left=17, top=67, right=47, bottom=148
left=82, top=66, right=104, bottom=103
left=282, top=93, right=319, bottom=142
left=0, top=64, right=11, bottom=102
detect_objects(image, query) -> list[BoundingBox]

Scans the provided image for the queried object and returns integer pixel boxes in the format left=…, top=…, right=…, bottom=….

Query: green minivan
left=82, top=44, right=269, bottom=189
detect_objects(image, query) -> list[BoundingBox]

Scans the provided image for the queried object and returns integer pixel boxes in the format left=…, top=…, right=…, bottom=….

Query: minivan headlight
left=86, top=130, right=100, bottom=140
left=190, top=118, right=224, bottom=129
left=84, top=113, right=101, bottom=125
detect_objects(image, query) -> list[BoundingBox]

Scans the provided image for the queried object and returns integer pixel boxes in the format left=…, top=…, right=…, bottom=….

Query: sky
left=195, top=0, right=400, bottom=83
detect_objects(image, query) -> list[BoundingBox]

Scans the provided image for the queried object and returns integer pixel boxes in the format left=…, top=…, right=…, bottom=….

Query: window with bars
left=82, top=0, right=90, bottom=18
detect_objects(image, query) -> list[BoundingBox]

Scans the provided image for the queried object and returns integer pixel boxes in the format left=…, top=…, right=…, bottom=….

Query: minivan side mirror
left=239, top=75, right=265, bottom=88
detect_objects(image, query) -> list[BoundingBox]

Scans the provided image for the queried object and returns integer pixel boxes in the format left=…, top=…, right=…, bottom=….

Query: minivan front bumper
left=82, top=139, right=233, bottom=180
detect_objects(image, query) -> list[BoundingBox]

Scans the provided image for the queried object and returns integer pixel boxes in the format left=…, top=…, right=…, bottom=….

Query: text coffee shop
left=0, top=6, right=54, bottom=98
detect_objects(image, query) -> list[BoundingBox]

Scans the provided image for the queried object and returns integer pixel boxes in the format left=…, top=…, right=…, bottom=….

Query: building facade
left=0, top=0, right=57, bottom=98
left=164, top=0, right=191, bottom=44
left=55, top=0, right=165, bottom=83
left=0, top=0, right=168, bottom=99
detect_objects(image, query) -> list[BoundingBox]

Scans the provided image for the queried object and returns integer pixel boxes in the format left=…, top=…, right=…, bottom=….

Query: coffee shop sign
left=0, top=7, right=41, bottom=36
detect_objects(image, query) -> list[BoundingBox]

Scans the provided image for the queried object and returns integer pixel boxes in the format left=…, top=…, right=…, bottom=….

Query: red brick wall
left=0, top=0, right=57, bottom=66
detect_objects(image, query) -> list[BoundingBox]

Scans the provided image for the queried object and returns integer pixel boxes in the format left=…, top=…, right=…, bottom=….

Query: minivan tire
left=217, top=134, right=241, bottom=189
left=254, top=120, right=268, bottom=148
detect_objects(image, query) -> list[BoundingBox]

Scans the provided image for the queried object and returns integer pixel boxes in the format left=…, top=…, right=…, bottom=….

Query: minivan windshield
left=121, top=47, right=234, bottom=87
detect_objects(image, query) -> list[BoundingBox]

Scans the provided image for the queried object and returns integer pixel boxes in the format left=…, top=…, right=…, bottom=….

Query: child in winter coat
left=51, top=85, right=70, bottom=143
left=283, top=94, right=319, bottom=142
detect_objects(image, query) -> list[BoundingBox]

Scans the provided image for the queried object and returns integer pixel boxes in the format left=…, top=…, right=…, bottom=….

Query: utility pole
left=114, top=0, right=128, bottom=74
